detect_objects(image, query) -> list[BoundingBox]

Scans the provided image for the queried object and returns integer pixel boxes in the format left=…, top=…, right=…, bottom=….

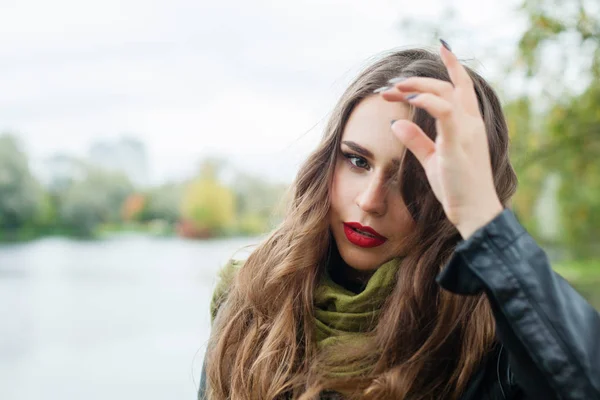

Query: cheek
left=331, top=165, right=355, bottom=206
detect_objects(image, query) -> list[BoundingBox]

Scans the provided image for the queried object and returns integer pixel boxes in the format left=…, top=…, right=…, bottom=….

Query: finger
left=439, top=42, right=480, bottom=113
left=380, top=87, right=417, bottom=102
left=404, top=93, right=453, bottom=121
left=390, top=77, right=454, bottom=99
left=390, top=119, right=435, bottom=167
left=439, top=41, right=472, bottom=90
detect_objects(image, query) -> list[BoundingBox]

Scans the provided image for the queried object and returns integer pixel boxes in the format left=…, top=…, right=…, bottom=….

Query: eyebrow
left=342, top=140, right=373, bottom=158
left=341, top=140, right=402, bottom=169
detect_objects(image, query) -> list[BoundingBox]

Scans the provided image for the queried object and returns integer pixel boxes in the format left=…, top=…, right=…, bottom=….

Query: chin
left=337, top=244, right=385, bottom=271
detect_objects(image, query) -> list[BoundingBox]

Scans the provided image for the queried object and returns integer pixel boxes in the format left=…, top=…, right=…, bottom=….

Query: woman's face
left=328, top=95, right=416, bottom=272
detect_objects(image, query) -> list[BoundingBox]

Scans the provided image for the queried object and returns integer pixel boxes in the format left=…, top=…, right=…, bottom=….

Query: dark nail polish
left=440, top=39, right=452, bottom=52
left=373, top=86, right=391, bottom=93
left=405, top=94, right=419, bottom=100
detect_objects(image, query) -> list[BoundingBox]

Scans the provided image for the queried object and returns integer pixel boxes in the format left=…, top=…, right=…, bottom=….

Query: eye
left=342, top=152, right=370, bottom=170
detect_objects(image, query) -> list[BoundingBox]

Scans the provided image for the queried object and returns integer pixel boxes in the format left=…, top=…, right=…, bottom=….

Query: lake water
left=0, top=235, right=260, bottom=400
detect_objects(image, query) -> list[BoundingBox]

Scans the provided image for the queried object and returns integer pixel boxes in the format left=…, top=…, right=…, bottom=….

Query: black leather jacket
left=198, top=209, right=600, bottom=399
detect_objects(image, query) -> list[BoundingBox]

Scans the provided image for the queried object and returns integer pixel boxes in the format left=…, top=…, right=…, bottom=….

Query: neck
left=328, top=243, right=375, bottom=293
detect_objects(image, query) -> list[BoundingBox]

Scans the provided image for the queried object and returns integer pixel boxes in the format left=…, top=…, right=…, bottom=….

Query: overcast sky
left=0, top=0, right=524, bottom=184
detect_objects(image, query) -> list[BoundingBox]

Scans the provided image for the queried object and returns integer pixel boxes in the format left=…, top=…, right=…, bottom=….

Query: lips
left=343, top=222, right=387, bottom=248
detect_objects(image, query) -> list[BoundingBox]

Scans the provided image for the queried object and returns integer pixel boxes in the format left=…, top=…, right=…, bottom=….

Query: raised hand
left=377, top=40, right=503, bottom=239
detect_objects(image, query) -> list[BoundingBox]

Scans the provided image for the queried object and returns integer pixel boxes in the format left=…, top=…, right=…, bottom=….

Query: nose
left=356, top=175, right=388, bottom=216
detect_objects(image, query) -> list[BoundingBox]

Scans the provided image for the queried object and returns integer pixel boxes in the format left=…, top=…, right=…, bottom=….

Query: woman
left=198, top=42, right=600, bottom=399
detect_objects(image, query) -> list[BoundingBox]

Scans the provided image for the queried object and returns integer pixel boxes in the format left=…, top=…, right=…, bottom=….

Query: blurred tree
left=121, top=193, right=146, bottom=222
left=517, top=0, right=599, bottom=81
left=59, top=180, right=107, bottom=237
left=503, top=97, right=546, bottom=234
left=0, top=134, right=44, bottom=237
left=231, top=172, right=288, bottom=235
left=139, top=183, right=183, bottom=224
left=33, top=192, right=60, bottom=232
left=180, top=159, right=236, bottom=237
left=59, top=167, right=134, bottom=237
left=508, top=0, right=600, bottom=257
left=545, top=80, right=600, bottom=256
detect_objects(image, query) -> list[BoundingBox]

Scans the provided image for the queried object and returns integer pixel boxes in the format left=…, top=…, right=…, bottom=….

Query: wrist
left=456, top=202, right=504, bottom=239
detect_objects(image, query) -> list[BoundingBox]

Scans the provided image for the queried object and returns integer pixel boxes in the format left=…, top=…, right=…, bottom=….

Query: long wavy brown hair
left=204, top=48, right=518, bottom=400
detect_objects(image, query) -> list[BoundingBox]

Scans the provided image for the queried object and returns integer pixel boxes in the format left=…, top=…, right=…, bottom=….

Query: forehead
left=341, top=95, right=410, bottom=162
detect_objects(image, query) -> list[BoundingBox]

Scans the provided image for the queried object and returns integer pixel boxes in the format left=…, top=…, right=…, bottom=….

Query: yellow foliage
left=180, top=178, right=235, bottom=234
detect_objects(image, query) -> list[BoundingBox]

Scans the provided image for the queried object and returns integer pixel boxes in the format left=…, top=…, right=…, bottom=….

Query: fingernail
left=405, top=94, right=419, bottom=100
left=373, top=86, right=392, bottom=93
left=440, top=39, right=452, bottom=52
left=388, top=76, right=407, bottom=84
left=390, top=119, right=397, bottom=126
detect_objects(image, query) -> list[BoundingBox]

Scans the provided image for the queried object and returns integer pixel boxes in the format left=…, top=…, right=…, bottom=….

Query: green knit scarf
left=210, top=257, right=401, bottom=377
left=313, top=257, right=400, bottom=377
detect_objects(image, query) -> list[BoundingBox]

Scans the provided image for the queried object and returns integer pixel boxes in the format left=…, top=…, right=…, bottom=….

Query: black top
left=199, top=209, right=600, bottom=399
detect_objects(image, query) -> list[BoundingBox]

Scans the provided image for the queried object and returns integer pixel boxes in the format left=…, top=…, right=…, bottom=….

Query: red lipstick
left=343, top=222, right=387, bottom=248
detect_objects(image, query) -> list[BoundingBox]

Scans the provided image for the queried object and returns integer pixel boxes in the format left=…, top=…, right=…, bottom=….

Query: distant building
left=88, top=136, right=150, bottom=187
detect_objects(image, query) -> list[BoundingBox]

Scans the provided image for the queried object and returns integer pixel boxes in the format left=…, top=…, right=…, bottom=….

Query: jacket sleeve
left=437, top=208, right=600, bottom=400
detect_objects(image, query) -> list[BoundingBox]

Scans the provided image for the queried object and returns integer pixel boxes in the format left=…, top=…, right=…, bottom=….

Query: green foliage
left=517, top=0, right=599, bottom=77
left=139, top=183, right=183, bottom=224
left=504, top=0, right=600, bottom=257
left=35, top=192, right=60, bottom=230
left=504, top=98, right=545, bottom=234
left=231, top=172, right=288, bottom=234
left=553, top=258, right=600, bottom=281
left=58, top=168, right=134, bottom=237
left=554, top=258, right=600, bottom=310
left=518, top=13, right=566, bottom=75
left=0, top=134, right=44, bottom=235
left=545, top=81, right=600, bottom=256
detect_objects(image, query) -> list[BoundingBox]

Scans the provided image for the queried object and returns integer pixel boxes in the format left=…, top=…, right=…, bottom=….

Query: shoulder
left=210, top=259, right=245, bottom=325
